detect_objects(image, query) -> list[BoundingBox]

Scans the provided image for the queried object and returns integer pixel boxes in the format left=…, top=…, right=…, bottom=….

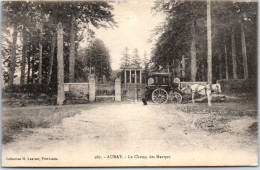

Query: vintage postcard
left=1, top=0, right=258, bottom=167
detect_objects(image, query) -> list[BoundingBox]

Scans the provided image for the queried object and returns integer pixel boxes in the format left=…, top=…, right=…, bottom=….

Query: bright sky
left=93, top=0, right=165, bottom=70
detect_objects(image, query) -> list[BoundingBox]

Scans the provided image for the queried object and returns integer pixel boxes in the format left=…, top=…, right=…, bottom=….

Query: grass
left=2, top=105, right=83, bottom=144
left=175, top=99, right=258, bottom=135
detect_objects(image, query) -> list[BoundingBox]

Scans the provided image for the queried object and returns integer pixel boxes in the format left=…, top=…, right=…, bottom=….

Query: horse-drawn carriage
left=144, top=72, right=222, bottom=105
left=144, top=72, right=184, bottom=104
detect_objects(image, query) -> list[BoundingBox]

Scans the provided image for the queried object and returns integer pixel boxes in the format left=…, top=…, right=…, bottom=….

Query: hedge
left=2, top=84, right=57, bottom=96
left=217, top=79, right=257, bottom=95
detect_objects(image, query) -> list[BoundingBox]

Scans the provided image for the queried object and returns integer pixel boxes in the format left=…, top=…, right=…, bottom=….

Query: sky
left=90, top=0, right=165, bottom=70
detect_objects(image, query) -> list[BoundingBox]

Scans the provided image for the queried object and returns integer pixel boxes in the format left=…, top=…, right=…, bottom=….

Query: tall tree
left=20, top=26, right=27, bottom=85
left=120, top=47, right=131, bottom=68
left=38, top=24, right=43, bottom=84
left=131, top=48, right=141, bottom=67
left=190, top=21, right=197, bottom=82
left=86, top=39, right=112, bottom=82
left=207, top=0, right=212, bottom=84
left=231, top=26, right=238, bottom=79
left=240, top=21, right=248, bottom=79
left=223, top=32, right=229, bottom=80
left=8, top=22, right=18, bottom=86
left=69, top=13, right=76, bottom=82
left=47, top=32, right=56, bottom=85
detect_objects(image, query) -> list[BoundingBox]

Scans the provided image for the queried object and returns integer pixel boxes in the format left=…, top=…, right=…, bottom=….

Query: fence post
left=89, top=78, right=95, bottom=102
left=115, top=78, right=121, bottom=101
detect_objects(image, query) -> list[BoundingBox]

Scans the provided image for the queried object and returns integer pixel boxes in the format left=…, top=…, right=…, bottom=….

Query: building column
left=140, top=70, right=142, bottom=84
left=129, top=70, right=132, bottom=83
left=135, top=70, right=137, bottom=84
left=89, top=78, right=95, bottom=102
left=124, top=70, right=126, bottom=84
left=115, top=78, right=121, bottom=101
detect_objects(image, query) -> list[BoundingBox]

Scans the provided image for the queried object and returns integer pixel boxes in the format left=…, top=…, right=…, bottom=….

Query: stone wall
left=64, top=83, right=89, bottom=102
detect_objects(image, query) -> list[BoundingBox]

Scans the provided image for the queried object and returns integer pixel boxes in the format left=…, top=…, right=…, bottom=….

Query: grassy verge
left=2, top=106, right=81, bottom=144
left=176, top=100, right=258, bottom=135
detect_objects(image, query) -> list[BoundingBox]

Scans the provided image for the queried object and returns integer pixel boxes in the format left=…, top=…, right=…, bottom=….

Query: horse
left=190, top=83, right=221, bottom=106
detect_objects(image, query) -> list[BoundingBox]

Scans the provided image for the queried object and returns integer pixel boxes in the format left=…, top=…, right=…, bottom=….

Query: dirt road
left=2, top=102, right=258, bottom=167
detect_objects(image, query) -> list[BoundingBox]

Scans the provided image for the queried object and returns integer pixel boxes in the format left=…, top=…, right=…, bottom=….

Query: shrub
left=2, top=83, right=57, bottom=97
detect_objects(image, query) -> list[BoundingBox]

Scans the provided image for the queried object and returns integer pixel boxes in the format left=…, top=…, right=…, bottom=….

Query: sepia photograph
left=1, top=0, right=258, bottom=167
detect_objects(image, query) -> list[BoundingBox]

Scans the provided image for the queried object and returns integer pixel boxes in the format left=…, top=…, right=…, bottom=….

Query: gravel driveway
left=2, top=102, right=258, bottom=167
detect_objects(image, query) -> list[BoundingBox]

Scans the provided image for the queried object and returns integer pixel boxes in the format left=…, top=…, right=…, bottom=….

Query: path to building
left=2, top=103, right=258, bottom=167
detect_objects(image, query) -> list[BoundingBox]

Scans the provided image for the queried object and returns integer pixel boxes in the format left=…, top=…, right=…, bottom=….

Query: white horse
left=190, top=83, right=221, bottom=106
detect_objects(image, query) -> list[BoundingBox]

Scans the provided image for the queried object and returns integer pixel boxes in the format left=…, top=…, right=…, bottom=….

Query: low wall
left=64, top=83, right=89, bottom=101
left=217, top=79, right=257, bottom=95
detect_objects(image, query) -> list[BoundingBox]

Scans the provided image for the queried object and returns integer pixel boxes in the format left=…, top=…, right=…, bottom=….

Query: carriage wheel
left=152, top=88, right=168, bottom=104
left=169, top=92, right=182, bottom=104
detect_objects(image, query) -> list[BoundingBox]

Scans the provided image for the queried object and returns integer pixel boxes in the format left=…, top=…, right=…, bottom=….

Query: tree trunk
left=8, top=22, right=18, bottom=86
left=181, top=55, right=185, bottom=78
left=190, top=21, right=197, bottom=82
left=38, top=25, right=43, bottom=84
left=241, top=22, right=248, bottom=79
left=224, top=32, right=229, bottom=80
left=47, top=31, right=56, bottom=85
left=176, top=59, right=181, bottom=78
left=201, top=62, right=207, bottom=81
left=20, top=26, right=27, bottom=85
left=231, top=26, right=238, bottom=79
left=31, top=44, right=36, bottom=84
left=218, top=49, right=222, bottom=80
left=207, top=0, right=212, bottom=84
left=69, top=13, right=76, bottom=82
left=57, top=22, right=65, bottom=105
left=27, top=53, right=31, bottom=84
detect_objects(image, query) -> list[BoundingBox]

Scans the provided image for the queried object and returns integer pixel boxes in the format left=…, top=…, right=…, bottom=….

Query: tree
left=240, top=22, right=248, bottom=79
left=69, top=13, right=76, bottom=82
left=46, top=32, right=56, bottom=85
left=86, top=39, right=112, bottom=83
left=207, top=0, right=212, bottom=84
left=120, top=47, right=131, bottom=68
left=131, top=48, right=141, bottom=67
left=231, top=26, right=238, bottom=79
left=46, top=1, right=116, bottom=84
left=190, top=21, right=197, bottom=81
left=20, top=26, right=27, bottom=85
left=151, top=0, right=257, bottom=82
left=65, top=2, right=116, bottom=82
left=142, top=51, right=149, bottom=70
left=2, top=2, right=22, bottom=85
left=152, top=1, right=207, bottom=79
left=38, top=24, right=43, bottom=84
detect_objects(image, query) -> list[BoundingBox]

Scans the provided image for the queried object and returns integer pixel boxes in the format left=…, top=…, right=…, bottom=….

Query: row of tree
left=2, top=1, right=115, bottom=86
left=120, top=47, right=150, bottom=69
left=151, top=0, right=257, bottom=82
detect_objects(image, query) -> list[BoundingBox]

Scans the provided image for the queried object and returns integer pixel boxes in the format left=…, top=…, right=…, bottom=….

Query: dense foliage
left=151, top=0, right=257, bottom=82
left=2, top=1, right=116, bottom=88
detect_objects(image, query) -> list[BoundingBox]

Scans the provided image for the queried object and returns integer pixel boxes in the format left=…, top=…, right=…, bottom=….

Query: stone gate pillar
left=89, top=78, right=95, bottom=102
left=115, top=78, right=121, bottom=101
